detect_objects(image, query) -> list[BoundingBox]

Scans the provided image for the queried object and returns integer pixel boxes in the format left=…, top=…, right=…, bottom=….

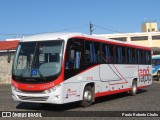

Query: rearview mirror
left=7, top=50, right=11, bottom=63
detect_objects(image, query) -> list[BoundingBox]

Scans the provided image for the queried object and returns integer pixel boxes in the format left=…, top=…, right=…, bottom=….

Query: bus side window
left=158, top=60, right=160, bottom=65
left=93, top=42, right=101, bottom=63
left=127, top=48, right=132, bottom=64
left=105, top=45, right=110, bottom=63
left=137, top=49, right=141, bottom=64
left=137, top=49, right=145, bottom=64
left=116, top=46, right=122, bottom=64
left=85, top=41, right=92, bottom=63
left=65, top=39, right=83, bottom=69
left=145, top=51, right=151, bottom=64
left=132, top=49, right=136, bottom=64
left=140, top=50, right=144, bottom=64
left=122, top=47, right=126, bottom=64
left=145, top=51, right=148, bottom=64
left=101, top=44, right=114, bottom=64
left=85, top=42, right=100, bottom=63
left=110, top=45, right=115, bottom=63
left=156, top=59, right=160, bottom=65
left=102, top=44, right=110, bottom=63
left=152, top=59, right=155, bottom=66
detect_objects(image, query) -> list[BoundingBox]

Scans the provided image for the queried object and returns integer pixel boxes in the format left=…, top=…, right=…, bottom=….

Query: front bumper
left=11, top=87, right=63, bottom=104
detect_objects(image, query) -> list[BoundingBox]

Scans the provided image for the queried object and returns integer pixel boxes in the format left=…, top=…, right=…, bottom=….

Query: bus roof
left=21, top=32, right=151, bottom=50
left=21, top=32, right=83, bottom=42
left=152, top=55, right=160, bottom=59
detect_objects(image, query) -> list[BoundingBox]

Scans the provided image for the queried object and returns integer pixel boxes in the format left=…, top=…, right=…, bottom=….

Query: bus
left=11, top=33, right=152, bottom=107
left=152, top=55, right=160, bottom=77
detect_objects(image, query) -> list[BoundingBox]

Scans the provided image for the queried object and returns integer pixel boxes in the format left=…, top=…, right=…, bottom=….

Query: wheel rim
left=84, top=90, right=92, bottom=102
left=158, top=72, right=160, bottom=76
left=132, top=84, right=137, bottom=93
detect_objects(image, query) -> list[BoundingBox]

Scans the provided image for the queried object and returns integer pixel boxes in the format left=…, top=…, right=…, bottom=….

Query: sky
left=0, top=0, right=160, bottom=40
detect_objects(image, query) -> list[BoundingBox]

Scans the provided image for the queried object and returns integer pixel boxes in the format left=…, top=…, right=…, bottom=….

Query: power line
left=53, top=24, right=89, bottom=33
left=90, top=22, right=94, bottom=35
left=93, top=24, right=124, bottom=33
left=93, top=24, right=150, bottom=38
left=0, top=33, right=32, bottom=36
left=0, top=24, right=90, bottom=38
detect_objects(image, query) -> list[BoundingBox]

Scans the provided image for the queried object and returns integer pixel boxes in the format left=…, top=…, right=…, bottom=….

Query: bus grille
left=17, top=95, right=49, bottom=101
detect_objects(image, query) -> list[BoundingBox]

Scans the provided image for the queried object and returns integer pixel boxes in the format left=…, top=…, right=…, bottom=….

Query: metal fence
left=0, top=52, right=14, bottom=84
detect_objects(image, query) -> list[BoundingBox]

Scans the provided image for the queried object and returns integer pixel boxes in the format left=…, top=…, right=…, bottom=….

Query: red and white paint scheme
left=11, top=33, right=152, bottom=107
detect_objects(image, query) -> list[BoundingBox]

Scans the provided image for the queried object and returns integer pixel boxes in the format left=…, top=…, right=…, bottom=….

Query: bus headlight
left=11, top=85, right=21, bottom=92
left=44, top=84, right=61, bottom=94
left=44, top=87, right=56, bottom=93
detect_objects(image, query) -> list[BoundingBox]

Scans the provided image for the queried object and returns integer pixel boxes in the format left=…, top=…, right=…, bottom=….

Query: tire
left=40, top=103, right=51, bottom=107
left=157, top=71, right=160, bottom=78
left=130, top=80, right=137, bottom=96
left=81, top=86, right=93, bottom=107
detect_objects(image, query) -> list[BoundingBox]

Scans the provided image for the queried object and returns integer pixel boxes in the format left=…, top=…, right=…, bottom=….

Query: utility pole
left=90, top=22, right=94, bottom=35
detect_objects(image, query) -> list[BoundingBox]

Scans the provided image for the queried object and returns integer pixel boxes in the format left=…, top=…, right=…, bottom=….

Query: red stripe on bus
left=12, top=72, right=64, bottom=91
left=108, top=82, right=128, bottom=85
left=95, top=85, right=149, bottom=97
left=95, top=88, right=131, bottom=97
left=108, top=64, right=128, bottom=85
left=78, top=64, right=100, bottom=75
left=12, top=61, right=65, bottom=92
left=138, top=85, right=149, bottom=89
left=72, top=36, right=151, bottom=50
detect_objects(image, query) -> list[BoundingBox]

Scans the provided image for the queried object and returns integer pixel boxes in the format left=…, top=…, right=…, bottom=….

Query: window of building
left=111, top=37, right=127, bottom=41
left=131, top=36, right=148, bottom=41
left=152, top=29, right=155, bottom=32
left=152, top=35, right=160, bottom=40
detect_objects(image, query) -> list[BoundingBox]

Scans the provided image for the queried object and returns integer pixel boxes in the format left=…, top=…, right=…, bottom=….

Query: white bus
left=11, top=33, right=152, bottom=107
left=152, top=55, right=160, bottom=77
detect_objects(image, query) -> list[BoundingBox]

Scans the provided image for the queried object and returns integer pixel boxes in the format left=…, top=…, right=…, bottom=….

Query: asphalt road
left=0, top=81, right=160, bottom=120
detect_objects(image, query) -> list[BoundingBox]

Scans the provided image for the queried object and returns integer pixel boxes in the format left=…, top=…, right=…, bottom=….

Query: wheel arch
left=132, top=78, right=138, bottom=86
left=80, top=82, right=95, bottom=102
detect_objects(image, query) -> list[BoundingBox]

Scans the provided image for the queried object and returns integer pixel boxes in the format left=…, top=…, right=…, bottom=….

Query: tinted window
left=102, top=44, right=114, bottom=64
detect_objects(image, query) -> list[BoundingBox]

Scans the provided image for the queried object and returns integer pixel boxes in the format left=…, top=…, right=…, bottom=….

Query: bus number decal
left=86, top=77, right=93, bottom=80
left=138, top=66, right=151, bottom=82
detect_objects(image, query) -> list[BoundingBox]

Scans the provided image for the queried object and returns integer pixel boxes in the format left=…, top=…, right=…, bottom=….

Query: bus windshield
left=152, top=58, right=160, bottom=66
left=13, top=40, right=64, bottom=78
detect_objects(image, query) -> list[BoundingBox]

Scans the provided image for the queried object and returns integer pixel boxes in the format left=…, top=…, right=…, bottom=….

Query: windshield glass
left=13, top=40, right=64, bottom=78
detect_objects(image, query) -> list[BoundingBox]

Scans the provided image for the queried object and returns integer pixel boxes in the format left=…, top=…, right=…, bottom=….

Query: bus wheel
left=157, top=71, right=160, bottom=78
left=81, top=86, right=93, bottom=107
left=130, top=80, right=137, bottom=96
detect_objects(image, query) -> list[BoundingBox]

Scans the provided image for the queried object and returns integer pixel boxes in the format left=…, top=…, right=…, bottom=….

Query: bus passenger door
left=63, top=38, right=84, bottom=103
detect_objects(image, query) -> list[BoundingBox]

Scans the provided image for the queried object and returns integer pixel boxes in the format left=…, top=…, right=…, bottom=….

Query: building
left=0, top=40, right=19, bottom=84
left=142, top=22, right=158, bottom=32
left=94, top=22, right=160, bottom=52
